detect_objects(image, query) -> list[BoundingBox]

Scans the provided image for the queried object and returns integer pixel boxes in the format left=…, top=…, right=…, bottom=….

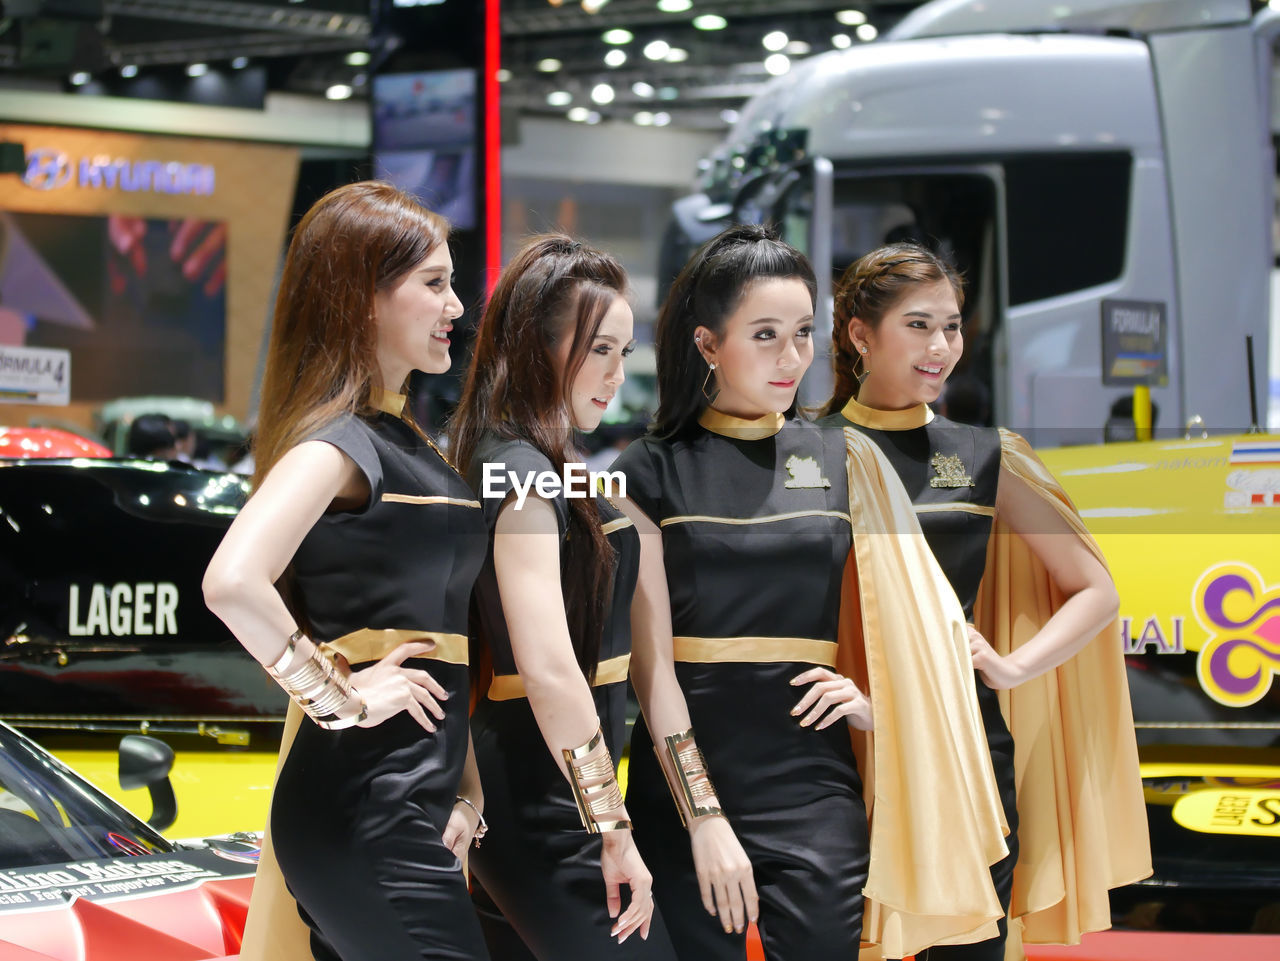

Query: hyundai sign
left=23, top=149, right=215, bottom=196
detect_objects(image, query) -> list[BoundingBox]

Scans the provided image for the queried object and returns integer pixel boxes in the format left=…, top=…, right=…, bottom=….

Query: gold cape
left=976, top=430, right=1150, bottom=958
left=838, top=428, right=1010, bottom=959
left=239, top=702, right=312, bottom=961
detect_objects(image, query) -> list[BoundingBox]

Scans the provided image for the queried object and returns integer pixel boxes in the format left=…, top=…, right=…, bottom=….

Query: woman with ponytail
left=204, top=181, right=490, bottom=961
left=609, top=223, right=879, bottom=961
left=449, top=235, right=665, bottom=960
left=818, top=243, right=1149, bottom=960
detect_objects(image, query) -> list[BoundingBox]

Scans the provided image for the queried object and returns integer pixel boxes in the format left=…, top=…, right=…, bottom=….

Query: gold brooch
left=784, top=454, right=831, bottom=489
left=929, top=452, right=974, bottom=488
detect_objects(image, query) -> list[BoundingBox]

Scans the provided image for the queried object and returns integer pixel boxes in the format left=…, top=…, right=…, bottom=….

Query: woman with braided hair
left=449, top=235, right=664, bottom=960
left=613, top=224, right=1011, bottom=961
left=817, top=242, right=1150, bottom=960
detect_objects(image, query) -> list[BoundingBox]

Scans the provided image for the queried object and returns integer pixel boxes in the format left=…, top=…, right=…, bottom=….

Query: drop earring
left=854, top=346, right=871, bottom=386
left=701, top=362, right=719, bottom=403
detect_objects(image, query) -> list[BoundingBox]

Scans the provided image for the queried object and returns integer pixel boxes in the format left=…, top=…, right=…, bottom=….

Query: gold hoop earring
left=854, top=346, right=871, bottom=386
left=701, top=362, right=719, bottom=404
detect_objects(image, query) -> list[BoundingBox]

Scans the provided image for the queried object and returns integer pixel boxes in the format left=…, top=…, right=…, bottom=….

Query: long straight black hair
left=650, top=223, right=817, bottom=439
left=450, top=234, right=628, bottom=682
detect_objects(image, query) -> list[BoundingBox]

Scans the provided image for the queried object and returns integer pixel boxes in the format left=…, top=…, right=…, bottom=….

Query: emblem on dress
left=784, top=454, right=831, bottom=489
left=929, top=452, right=975, bottom=488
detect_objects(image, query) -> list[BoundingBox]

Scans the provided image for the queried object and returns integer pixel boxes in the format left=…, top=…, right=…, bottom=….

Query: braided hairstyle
left=821, top=242, right=964, bottom=417
left=650, top=223, right=816, bottom=439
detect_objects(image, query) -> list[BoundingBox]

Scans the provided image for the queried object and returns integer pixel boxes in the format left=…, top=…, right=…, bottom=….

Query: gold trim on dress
left=672, top=636, right=837, bottom=668
left=370, top=387, right=407, bottom=418
left=381, top=493, right=482, bottom=509
left=914, top=502, right=995, bottom=517
left=488, top=653, right=631, bottom=701
left=600, top=516, right=634, bottom=536
left=698, top=407, right=785, bottom=439
left=660, top=509, right=850, bottom=529
left=323, top=628, right=469, bottom=666
left=839, top=396, right=934, bottom=430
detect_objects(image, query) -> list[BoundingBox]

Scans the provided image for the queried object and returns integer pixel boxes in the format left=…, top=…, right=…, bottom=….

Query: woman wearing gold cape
left=819, top=242, right=1151, bottom=961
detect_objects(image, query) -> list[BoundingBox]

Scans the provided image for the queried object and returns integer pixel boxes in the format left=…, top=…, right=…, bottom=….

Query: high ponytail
left=651, top=223, right=816, bottom=439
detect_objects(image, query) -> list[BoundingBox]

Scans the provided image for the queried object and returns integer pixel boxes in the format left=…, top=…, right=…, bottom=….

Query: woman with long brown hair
left=204, top=181, right=491, bottom=961
left=818, top=242, right=1149, bottom=960
left=449, top=235, right=663, bottom=960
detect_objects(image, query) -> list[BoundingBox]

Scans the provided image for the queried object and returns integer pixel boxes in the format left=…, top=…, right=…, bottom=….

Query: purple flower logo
left=1194, top=564, right=1280, bottom=707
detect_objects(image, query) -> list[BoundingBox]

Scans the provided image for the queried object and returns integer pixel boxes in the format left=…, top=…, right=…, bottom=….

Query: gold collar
left=371, top=387, right=407, bottom=418
left=698, top=407, right=784, bottom=440
left=840, top=396, right=934, bottom=431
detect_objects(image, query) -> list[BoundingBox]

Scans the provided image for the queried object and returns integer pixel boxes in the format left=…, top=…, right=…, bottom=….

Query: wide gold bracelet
left=562, top=723, right=631, bottom=834
left=658, top=727, right=724, bottom=827
left=267, top=629, right=368, bottom=730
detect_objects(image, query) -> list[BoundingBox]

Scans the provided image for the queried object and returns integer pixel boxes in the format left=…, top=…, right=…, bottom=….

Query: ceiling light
left=70, top=71, right=90, bottom=86
left=832, top=33, right=852, bottom=49
left=643, top=39, right=671, bottom=60
left=658, top=86, right=679, bottom=100
left=496, top=68, right=513, bottom=83
left=836, top=9, right=867, bottom=25
left=604, top=49, right=627, bottom=67
left=326, top=84, right=353, bottom=100
left=720, top=108, right=739, bottom=124
left=603, top=28, right=633, bottom=44
left=119, top=64, right=138, bottom=78
left=856, top=23, right=878, bottom=41
left=657, top=0, right=692, bottom=11
left=762, top=31, right=789, bottom=52
left=568, top=106, right=590, bottom=122
left=634, top=111, right=655, bottom=126
left=582, top=0, right=611, bottom=12
left=652, top=111, right=671, bottom=127
left=632, top=81, right=655, bottom=97
left=547, top=90, right=573, bottom=106
left=591, top=82, right=615, bottom=104
left=585, top=110, right=603, bottom=124
left=230, top=56, right=249, bottom=69
left=186, top=63, right=208, bottom=77
left=537, top=58, right=563, bottom=72
left=764, top=53, right=791, bottom=76
left=693, top=14, right=727, bottom=30
left=346, top=51, right=371, bottom=66
left=785, top=40, right=811, bottom=55
left=665, top=47, right=689, bottom=63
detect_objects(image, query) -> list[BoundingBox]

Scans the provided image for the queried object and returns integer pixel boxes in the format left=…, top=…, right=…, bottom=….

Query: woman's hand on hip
left=349, top=641, right=450, bottom=730
left=689, top=815, right=758, bottom=936
left=790, top=667, right=873, bottom=730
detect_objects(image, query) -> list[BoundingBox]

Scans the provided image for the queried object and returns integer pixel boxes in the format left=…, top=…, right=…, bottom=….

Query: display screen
left=372, top=69, right=477, bottom=229
left=0, top=210, right=227, bottom=401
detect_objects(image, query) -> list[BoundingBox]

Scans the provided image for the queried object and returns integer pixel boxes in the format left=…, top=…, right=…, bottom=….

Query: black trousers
left=628, top=719, right=868, bottom=961
left=272, top=674, right=490, bottom=961
left=468, top=695, right=676, bottom=961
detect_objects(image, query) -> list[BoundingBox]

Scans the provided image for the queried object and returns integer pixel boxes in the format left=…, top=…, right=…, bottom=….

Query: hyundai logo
left=23, top=149, right=73, bottom=190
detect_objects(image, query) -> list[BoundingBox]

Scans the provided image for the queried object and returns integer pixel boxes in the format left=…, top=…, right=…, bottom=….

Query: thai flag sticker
left=1230, top=441, right=1280, bottom=466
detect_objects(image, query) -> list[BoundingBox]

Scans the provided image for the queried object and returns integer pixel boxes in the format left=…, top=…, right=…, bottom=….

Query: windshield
left=0, top=725, right=172, bottom=868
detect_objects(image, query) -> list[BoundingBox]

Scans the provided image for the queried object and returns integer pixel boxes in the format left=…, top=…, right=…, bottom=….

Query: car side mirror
left=118, top=735, right=178, bottom=833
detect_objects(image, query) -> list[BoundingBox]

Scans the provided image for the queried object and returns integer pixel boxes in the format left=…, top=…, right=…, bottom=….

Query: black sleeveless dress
left=270, top=408, right=490, bottom=961
left=465, top=435, right=674, bottom=961
left=614, top=409, right=868, bottom=961
left=818, top=398, right=1018, bottom=961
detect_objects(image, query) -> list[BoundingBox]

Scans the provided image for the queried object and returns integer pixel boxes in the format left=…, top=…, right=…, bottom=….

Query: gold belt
left=488, top=653, right=631, bottom=701
left=322, top=628, right=469, bottom=666
left=672, top=636, right=837, bottom=668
